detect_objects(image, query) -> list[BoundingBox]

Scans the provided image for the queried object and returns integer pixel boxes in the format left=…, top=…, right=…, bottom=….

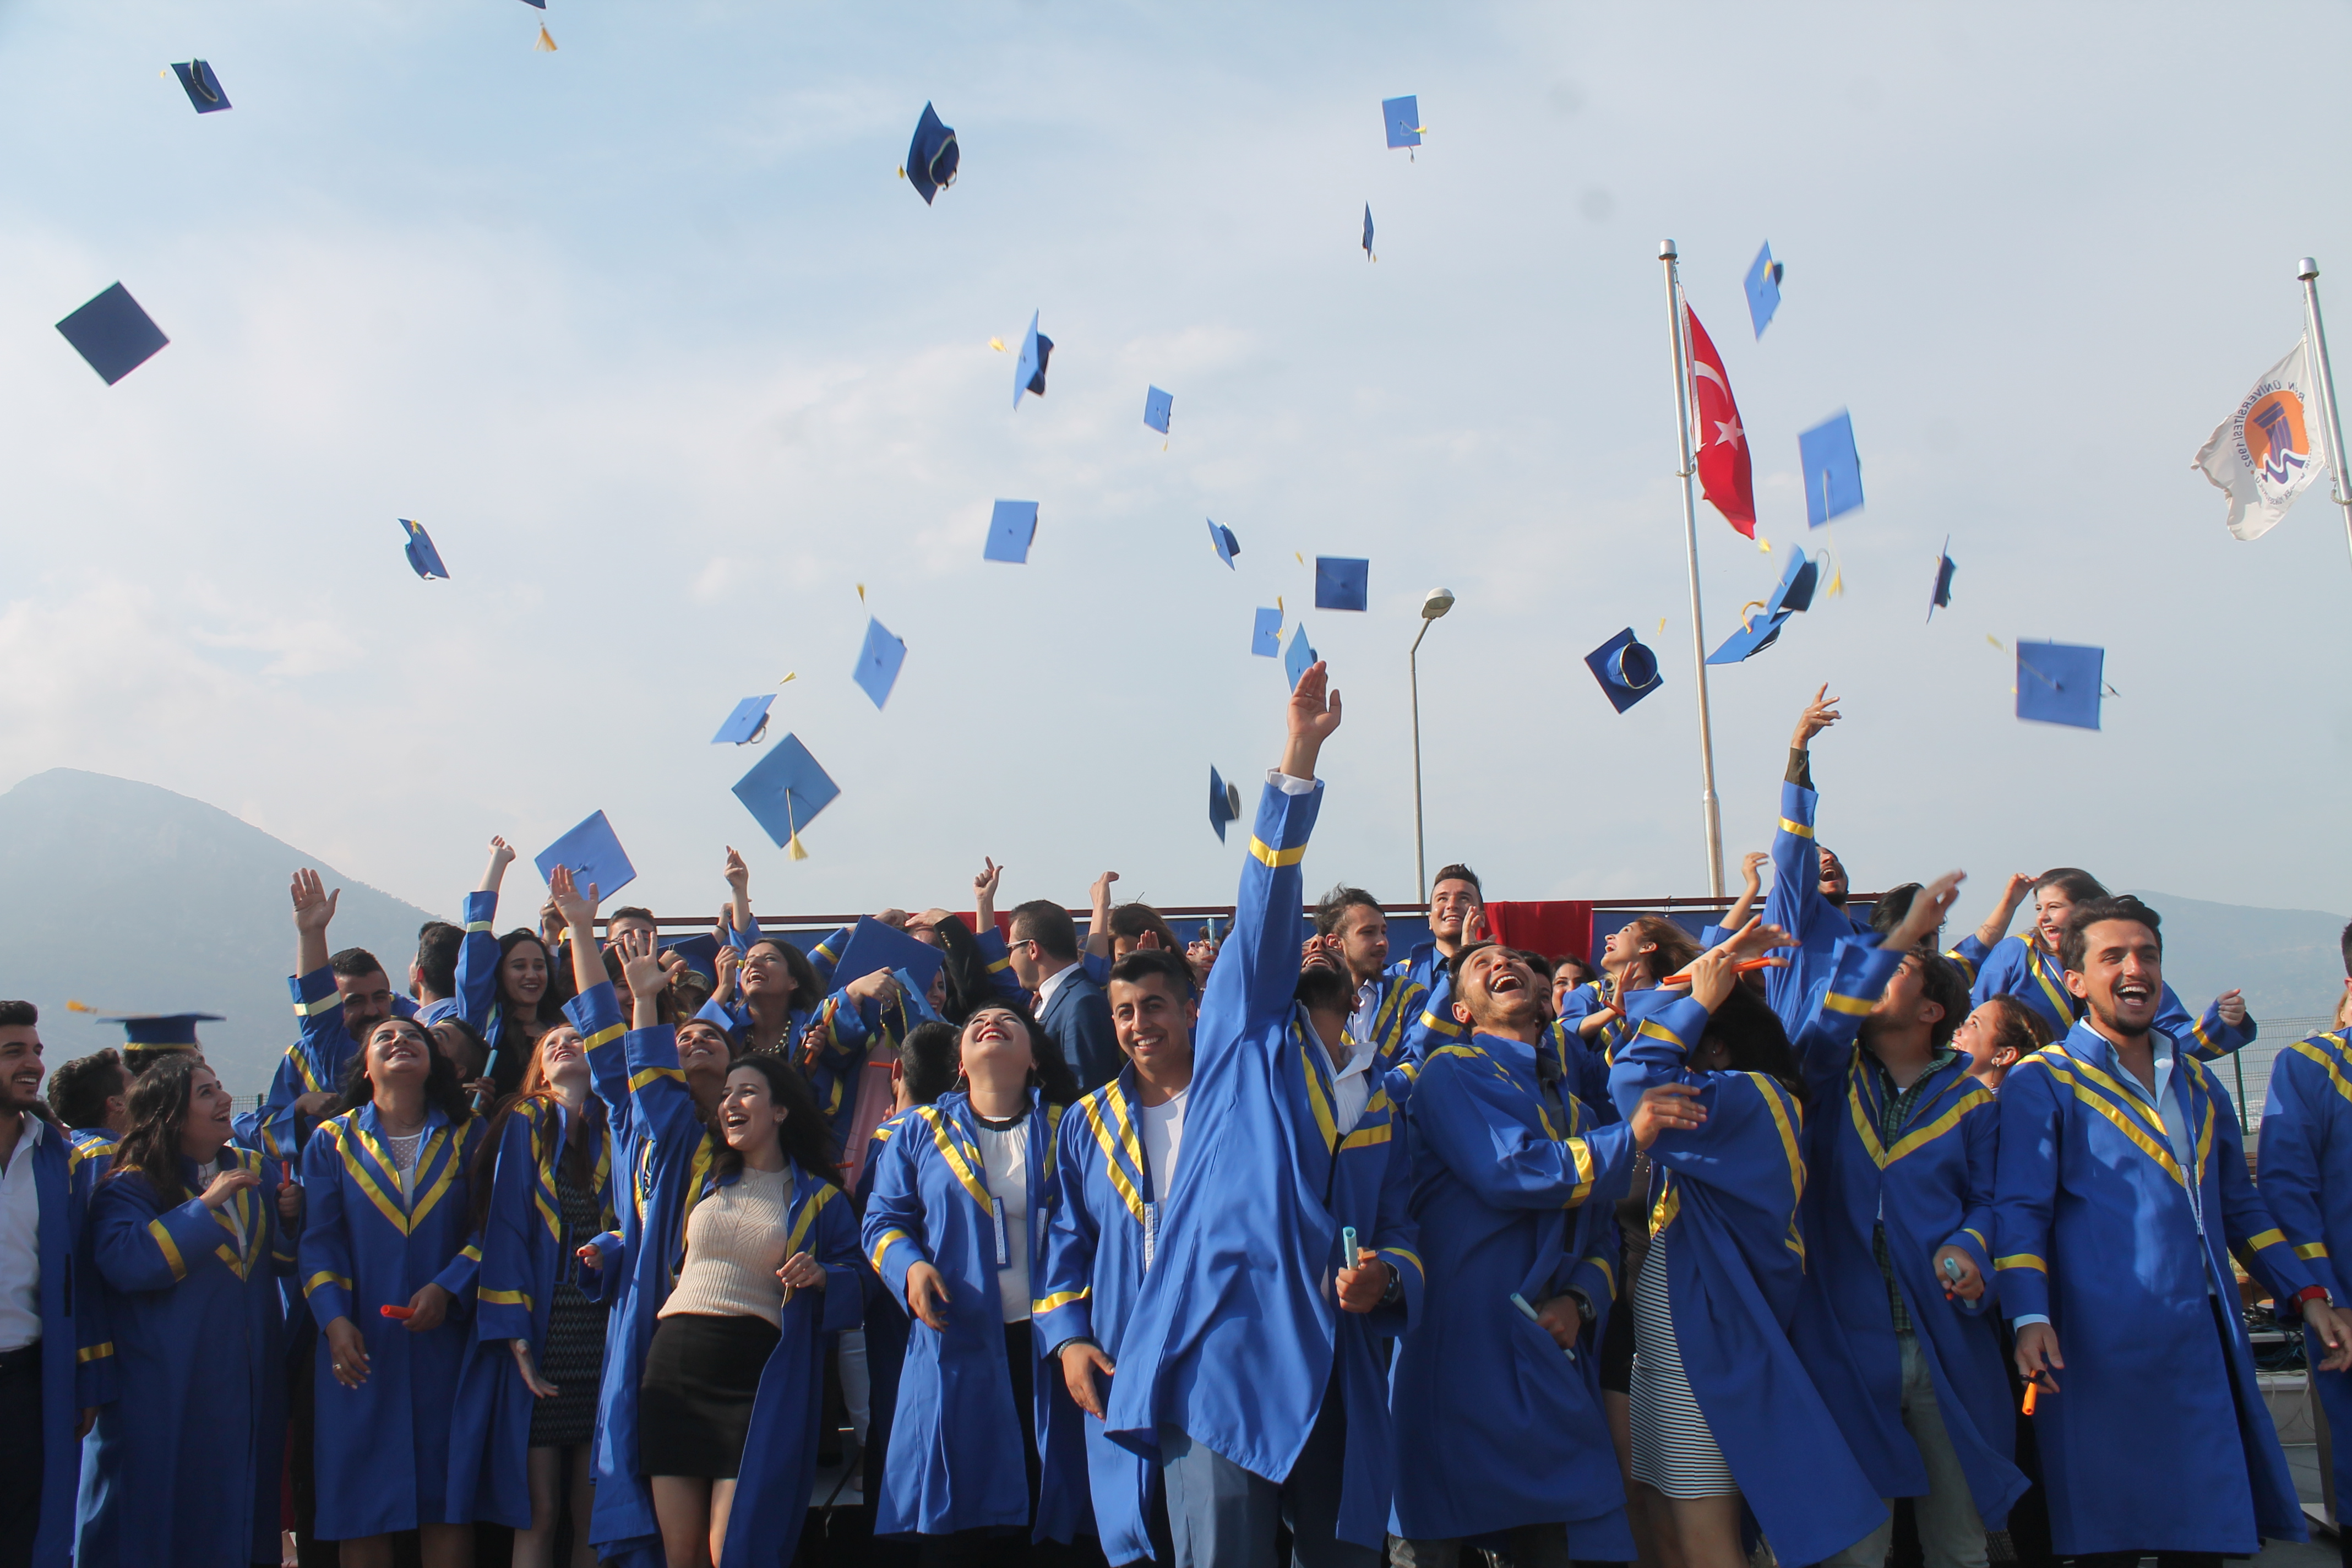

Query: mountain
left=0, top=769, right=443, bottom=1097
left=2125, top=889, right=2345, bottom=1030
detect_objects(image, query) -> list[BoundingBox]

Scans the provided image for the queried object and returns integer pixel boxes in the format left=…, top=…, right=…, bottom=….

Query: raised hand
left=548, top=864, right=599, bottom=933
left=974, top=858, right=1003, bottom=923
left=1091, top=870, right=1119, bottom=913
left=291, top=869, right=339, bottom=934
left=1719, top=917, right=1798, bottom=965
left=479, top=836, right=515, bottom=893
left=614, top=929, right=668, bottom=1004
left=1888, top=870, right=1967, bottom=951
left=1792, top=684, right=1842, bottom=749
left=2216, top=988, right=2248, bottom=1027
left=1740, top=851, right=1769, bottom=894
left=723, top=846, right=751, bottom=894
left=1282, top=660, right=1342, bottom=781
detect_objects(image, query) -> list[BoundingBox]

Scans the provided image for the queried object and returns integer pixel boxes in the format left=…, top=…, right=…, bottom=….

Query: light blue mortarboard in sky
left=984, top=499, right=1038, bottom=563
left=854, top=617, right=906, bottom=709
left=1744, top=243, right=1783, bottom=337
left=1145, top=385, right=1173, bottom=434
left=1251, top=607, right=1282, bottom=657
left=1208, top=519, right=1240, bottom=569
left=1315, top=557, right=1368, bottom=611
left=1798, top=411, right=1864, bottom=526
left=1208, top=766, right=1242, bottom=841
left=1381, top=95, right=1422, bottom=149
left=535, top=810, right=637, bottom=901
left=1283, top=623, right=1317, bottom=689
left=711, top=694, right=774, bottom=745
left=1013, top=312, right=1052, bottom=408
left=731, top=733, right=840, bottom=852
left=400, top=519, right=449, bottom=580
left=2016, top=640, right=2105, bottom=730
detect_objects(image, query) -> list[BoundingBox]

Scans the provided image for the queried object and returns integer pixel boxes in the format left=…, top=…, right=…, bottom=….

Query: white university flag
left=2193, top=336, right=2331, bottom=541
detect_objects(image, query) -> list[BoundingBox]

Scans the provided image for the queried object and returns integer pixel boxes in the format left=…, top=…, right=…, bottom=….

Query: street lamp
left=1409, top=587, right=1456, bottom=904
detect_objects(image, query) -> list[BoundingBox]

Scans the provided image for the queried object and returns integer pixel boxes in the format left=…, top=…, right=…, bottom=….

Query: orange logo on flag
left=2245, top=389, right=2311, bottom=487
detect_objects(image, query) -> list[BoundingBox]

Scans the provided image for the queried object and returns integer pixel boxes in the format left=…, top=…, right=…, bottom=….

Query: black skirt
left=640, top=1313, right=781, bottom=1479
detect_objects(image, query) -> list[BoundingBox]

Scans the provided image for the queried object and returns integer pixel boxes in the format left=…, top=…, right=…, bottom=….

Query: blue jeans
left=1820, top=1333, right=1987, bottom=1568
left=1159, top=1373, right=1375, bottom=1568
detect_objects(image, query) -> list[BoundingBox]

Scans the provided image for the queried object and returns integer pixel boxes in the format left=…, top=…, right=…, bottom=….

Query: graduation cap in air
left=1363, top=204, right=1375, bottom=261
left=1744, top=243, right=1783, bottom=337
left=854, top=617, right=907, bottom=709
left=1145, top=386, right=1173, bottom=435
left=1706, top=547, right=1820, bottom=664
left=400, top=519, right=449, bottom=580
left=1251, top=607, right=1282, bottom=657
left=1381, top=95, right=1422, bottom=150
left=834, top=916, right=945, bottom=1000
left=902, top=102, right=959, bottom=204
left=732, top=732, right=840, bottom=859
left=171, top=60, right=230, bottom=113
left=2015, top=640, right=2107, bottom=731
left=1585, top=629, right=1663, bottom=714
left=1283, top=624, right=1318, bottom=689
left=1208, top=520, right=1241, bottom=569
left=96, top=1012, right=223, bottom=1055
left=56, top=284, right=168, bottom=385
left=1012, top=312, right=1053, bottom=409
left=662, top=934, right=723, bottom=982
left=1208, top=766, right=1243, bottom=842
left=1315, top=557, right=1369, bottom=612
left=1927, top=540, right=1956, bottom=622
left=712, top=695, right=774, bottom=745
left=1799, top=411, right=1864, bottom=526
left=984, top=499, right=1038, bottom=563
left=534, top=810, right=637, bottom=901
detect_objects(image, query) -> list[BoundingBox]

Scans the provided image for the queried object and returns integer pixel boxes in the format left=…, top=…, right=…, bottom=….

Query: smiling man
left=1995, top=896, right=2352, bottom=1565
left=1391, top=865, right=1487, bottom=1066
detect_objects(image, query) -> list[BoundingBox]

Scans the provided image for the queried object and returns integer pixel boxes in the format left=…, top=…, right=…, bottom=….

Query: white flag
left=2194, top=337, right=2330, bottom=541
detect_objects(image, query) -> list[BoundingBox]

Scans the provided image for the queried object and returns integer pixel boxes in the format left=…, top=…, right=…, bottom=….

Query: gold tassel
left=777, top=671, right=797, bottom=685
left=1985, top=635, right=2005, bottom=651
left=535, top=23, right=557, bottom=51
left=1756, top=533, right=1771, bottom=553
left=787, top=832, right=809, bottom=862
left=66, top=999, right=94, bottom=1013
left=988, top=337, right=1006, bottom=353
left=856, top=584, right=865, bottom=605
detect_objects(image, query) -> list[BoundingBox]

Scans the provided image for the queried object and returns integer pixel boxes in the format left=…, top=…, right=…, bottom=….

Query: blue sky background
left=4, top=0, right=2350, bottom=931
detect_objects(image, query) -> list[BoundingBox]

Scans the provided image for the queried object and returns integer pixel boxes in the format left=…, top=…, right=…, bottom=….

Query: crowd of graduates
left=12, top=662, right=2352, bottom=1568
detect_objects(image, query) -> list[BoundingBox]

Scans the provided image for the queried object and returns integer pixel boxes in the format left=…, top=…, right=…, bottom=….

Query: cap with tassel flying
left=785, top=792, right=809, bottom=862
left=535, top=21, right=557, bottom=51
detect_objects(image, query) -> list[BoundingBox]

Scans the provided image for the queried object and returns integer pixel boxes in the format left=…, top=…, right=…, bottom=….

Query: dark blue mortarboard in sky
left=1363, top=204, right=1375, bottom=259
left=834, top=916, right=945, bottom=999
left=711, top=695, right=774, bottom=745
left=57, top=284, right=168, bottom=385
left=984, top=499, right=1037, bottom=563
left=1799, top=411, right=1864, bottom=526
left=732, top=732, right=840, bottom=853
left=1208, top=520, right=1240, bottom=569
left=1208, top=766, right=1242, bottom=842
left=1014, top=312, right=1052, bottom=407
left=1706, top=547, right=1819, bottom=665
left=905, top=102, right=958, bottom=204
left=535, top=810, right=637, bottom=902
left=1382, top=95, right=1422, bottom=149
left=171, top=60, right=230, bottom=113
left=1145, top=386, right=1173, bottom=434
left=1744, top=243, right=1783, bottom=337
left=97, top=1013, right=222, bottom=1048
left=2016, top=640, right=2105, bottom=730
left=400, top=519, right=448, bottom=580
left=1252, top=607, right=1282, bottom=657
left=1928, top=541, right=1956, bottom=621
left=1283, top=624, right=1317, bottom=690
left=854, top=617, right=907, bottom=709
left=1585, top=629, right=1663, bottom=714
left=1315, top=557, right=1368, bottom=612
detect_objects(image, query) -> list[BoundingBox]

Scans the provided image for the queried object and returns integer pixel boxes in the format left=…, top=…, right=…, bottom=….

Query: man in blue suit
left=1009, top=897, right=1124, bottom=1090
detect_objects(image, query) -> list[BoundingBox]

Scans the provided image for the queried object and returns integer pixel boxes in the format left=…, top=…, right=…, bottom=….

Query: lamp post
left=1409, top=587, right=1456, bottom=904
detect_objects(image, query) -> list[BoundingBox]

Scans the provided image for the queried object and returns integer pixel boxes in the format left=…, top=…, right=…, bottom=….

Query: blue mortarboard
left=1315, top=557, right=1369, bottom=612
left=1208, top=520, right=1241, bottom=569
left=904, top=102, right=959, bottom=204
left=535, top=810, right=636, bottom=901
left=984, top=499, right=1038, bottom=564
left=1706, top=547, right=1819, bottom=664
left=854, top=617, right=907, bottom=709
left=1928, top=540, right=1956, bottom=621
left=1145, top=386, right=1173, bottom=435
left=731, top=732, right=840, bottom=855
left=1251, top=606, right=1282, bottom=657
left=97, top=1012, right=222, bottom=1049
left=1363, top=204, right=1375, bottom=259
left=400, top=519, right=449, bottom=580
left=171, top=60, right=230, bottom=113
left=1744, top=243, right=1784, bottom=337
left=1799, top=411, right=1864, bottom=526
left=2015, top=640, right=2105, bottom=730
left=1013, top=312, right=1053, bottom=408
left=1585, top=629, right=1664, bottom=714
left=1283, top=623, right=1317, bottom=689
left=834, top=916, right=945, bottom=1000
left=1382, top=95, right=1422, bottom=150
left=662, top=934, right=722, bottom=982
left=56, top=284, right=169, bottom=386
left=895, top=967, right=946, bottom=1026
left=711, top=695, right=774, bottom=745
left=1208, top=766, right=1243, bottom=841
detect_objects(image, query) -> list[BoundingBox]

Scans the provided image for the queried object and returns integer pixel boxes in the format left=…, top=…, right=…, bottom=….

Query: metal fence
left=2225, top=1017, right=2336, bottom=1137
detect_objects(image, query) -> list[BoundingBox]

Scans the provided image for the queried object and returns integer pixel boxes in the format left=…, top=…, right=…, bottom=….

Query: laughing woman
left=75, top=1055, right=293, bottom=1567
left=456, top=837, right=561, bottom=1096
left=300, top=1016, right=484, bottom=1568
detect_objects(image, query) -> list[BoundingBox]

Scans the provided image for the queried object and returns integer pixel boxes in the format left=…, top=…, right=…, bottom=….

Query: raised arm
left=548, top=865, right=608, bottom=999
left=292, top=868, right=338, bottom=987
left=1205, top=663, right=1340, bottom=1036
left=455, top=837, right=515, bottom=1031
left=1968, top=873, right=2035, bottom=955
left=1084, top=871, right=1118, bottom=961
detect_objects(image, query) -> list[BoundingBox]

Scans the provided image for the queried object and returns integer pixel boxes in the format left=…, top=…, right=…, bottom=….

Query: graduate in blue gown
left=75, top=1055, right=292, bottom=1567
left=1102, top=662, right=1423, bottom=1568
left=455, top=837, right=562, bottom=1097
left=1996, top=895, right=2352, bottom=1561
left=297, top=1014, right=484, bottom=1568
left=246, top=869, right=412, bottom=1162
left=2255, top=1012, right=2352, bottom=1536
left=1759, top=688, right=1875, bottom=1033
left=1786, top=876, right=2028, bottom=1568
left=1389, top=940, right=1690, bottom=1565
left=1608, top=923, right=1891, bottom=1568
left=860, top=999, right=1093, bottom=1554
left=1381, top=865, right=1484, bottom=1070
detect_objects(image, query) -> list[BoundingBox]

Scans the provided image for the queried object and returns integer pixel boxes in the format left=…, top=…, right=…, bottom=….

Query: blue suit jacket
left=1040, top=966, right=1123, bottom=1092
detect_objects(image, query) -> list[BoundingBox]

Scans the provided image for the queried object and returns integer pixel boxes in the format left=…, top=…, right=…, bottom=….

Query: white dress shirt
left=0, top=1114, right=48, bottom=1353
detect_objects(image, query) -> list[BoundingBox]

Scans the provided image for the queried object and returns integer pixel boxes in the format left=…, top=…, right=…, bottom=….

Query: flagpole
left=2296, top=258, right=2352, bottom=575
left=1660, top=240, right=1727, bottom=898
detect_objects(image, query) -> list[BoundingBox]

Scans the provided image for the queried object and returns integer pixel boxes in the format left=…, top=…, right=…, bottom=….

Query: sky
left=5, top=0, right=2351, bottom=935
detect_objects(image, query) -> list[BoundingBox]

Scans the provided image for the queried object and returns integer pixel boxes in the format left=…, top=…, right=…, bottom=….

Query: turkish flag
left=1686, top=306, right=1755, bottom=538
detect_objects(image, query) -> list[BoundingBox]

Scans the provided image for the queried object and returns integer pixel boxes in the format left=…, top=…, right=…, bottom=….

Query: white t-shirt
left=1137, top=1087, right=1189, bottom=1200
left=973, top=1118, right=1031, bottom=1324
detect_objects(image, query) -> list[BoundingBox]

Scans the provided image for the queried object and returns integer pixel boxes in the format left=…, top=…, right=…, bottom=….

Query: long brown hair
left=107, top=1055, right=206, bottom=1205
left=467, top=1027, right=611, bottom=1236
left=710, top=1055, right=843, bottom=1190
left=1615, top=916, right=1702, bottom=991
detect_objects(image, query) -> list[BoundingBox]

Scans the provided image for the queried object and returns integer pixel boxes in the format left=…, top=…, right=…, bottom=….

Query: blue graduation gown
left=447, top=1095, right=616, bottom=1527
left=76, top=1149, right=290, bottom=1566
left=23, top=1121, right=113, bottom=1568
left=297, top=1104, right=484, bottom=1539
left=1954, top=933, right=2253, bottom=1060
left=242, top=966, right=371, bottom=1162
left=862, top=1089, right=1088, bottom=1542
left=855, top=1118, right=913, bottom=1512
left=1608, top=971, right=1887, bottom=1567
left=1995, top=1021, right=2313, bottom=1553
left=1789, top=941, right=2025, bottom=1527
left=1389, top=1033, right=1632, bottom=1549
left=1762, top=776, right=1875, bottom=1034
left=2255, top=1028, right=2352, bottom=1518
left=1101, top=779, right=1423, bottom=1552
